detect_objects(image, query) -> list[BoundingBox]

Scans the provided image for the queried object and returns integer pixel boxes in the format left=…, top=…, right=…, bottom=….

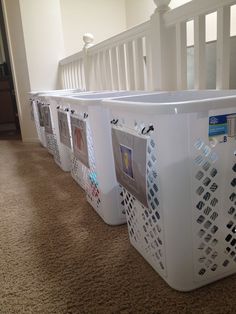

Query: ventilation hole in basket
left=233, top=164, right=236, bottom=172
left=209, top=152, right=218, bottom=163
left=153, top=201, right=159, bottom=214
left=232, top=226, right=236, bottom=233
left=150, top=189, right=155, bottom=197
left=204, top=206, right=212, bottom=216
left=228, top=207, right=235, bottom=215
left=231, top=239, right=236, bottom=246
left=225, top=234, right=232, bottom=242
left=226, top=247, right=231, bottom=254
left=223, top=260, right=230, bottom=267
left=209, top=183, right=218, bottom=192
left=153, top=184, right=158, bottom=192
left=197, top=215, right=205, bottom=224
left=203, top=177, right=211, bottom=186
left=199, top=256, right=206, bottom=263
left=205, top=247, right=212, bottom=255
left=204, top=234, right=212, bottom=243
left=199, top=268, right=206, bottom=275
left=203, top=192, right=211, bottom=201
left=198, top=229, right=206, bottom=238
left=210, top=198, right=218, bottom=207
left=211, top=264, right=217, bottom=271
left=229, top=193, right=236, bottom=202
left=194, top=155, right=204, bottom=165
left=204, top=221, right=212, bottom=229
left=197, top=201, right=205, bottom=210
left=203, top=162, right=211, bottom=171
left=194, top=139, right=204, bottom=150
left=227, top=221, right=234, bottom=229
left=231, top=178, right=236, bottom=187
left=195, top=171, right=204, bottom=180
left=211, top=238, right=218, bottom=246
left=211, top=225, right=218, bottom=234
left=150, top=139, right=155, bottom=148
left=151, top=155, right=156, bottom=163
left=202, top=145, right=211, bottom=157
left=230, top=252, right=236, bottom=258
left=210, top=212, right=218, bottom=221
left=211, top=251, right=218, bottom=259
left=196, top=186, right=205, bottom=195
left=210, top=168, right=217, bottom=177
left=198, top=242, right=206, bottom=250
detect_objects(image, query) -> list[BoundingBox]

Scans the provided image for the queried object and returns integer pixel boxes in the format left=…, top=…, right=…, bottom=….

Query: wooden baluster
left=134, top=37, right=145, bottom=90
left=104, top=49, right=112, bottom=90
left=216, top=5, right=230, bottom=89
left=194, top=15, right=206, bottom=89
left=176, top=22, right=187, bottom=90
left=117, top=44, right=127, bottom=90
left=110, top=47, right=119, bottom=90
left=126, top=41, right=135, bottom=90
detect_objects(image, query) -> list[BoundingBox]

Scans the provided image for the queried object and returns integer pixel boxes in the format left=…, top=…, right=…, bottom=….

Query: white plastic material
left=43, top=91, right=104, bottom=171
left=103, top=90, right=236, bottom=291
left=29, top=89, right=82, bottom=148
left=56, top=91, right=147, bottom=225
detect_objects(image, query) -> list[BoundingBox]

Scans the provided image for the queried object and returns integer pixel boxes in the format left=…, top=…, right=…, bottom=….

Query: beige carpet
left=0, top=140, right=236, bottom=314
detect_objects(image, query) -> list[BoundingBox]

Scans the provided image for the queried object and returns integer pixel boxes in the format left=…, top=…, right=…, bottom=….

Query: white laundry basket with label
left=43, top=92, right=103, bottom=171
left=62, top=91, right=147, bottom=225
left=103, top=90, right=236, bottom=291
left=29, top=89, right=82, bottom=149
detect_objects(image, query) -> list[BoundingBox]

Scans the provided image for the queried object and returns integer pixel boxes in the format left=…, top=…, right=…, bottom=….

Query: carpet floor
left=0, top=140, right=235, bottom=314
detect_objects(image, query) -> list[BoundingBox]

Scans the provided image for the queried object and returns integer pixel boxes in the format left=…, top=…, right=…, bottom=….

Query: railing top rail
left=164, top=0, right=236, bottom=26
left=59, top=50, right=84, bottom=66
left=88, top=21, right=150, bottom=54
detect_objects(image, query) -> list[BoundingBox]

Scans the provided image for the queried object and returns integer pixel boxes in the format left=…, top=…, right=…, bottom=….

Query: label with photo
left=70, top=116, right=90, bottom=168
left=58, top=111, right=71, bottom=148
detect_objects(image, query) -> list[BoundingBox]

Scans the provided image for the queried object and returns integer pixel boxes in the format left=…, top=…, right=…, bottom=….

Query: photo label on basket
left=37, top=102, right=44, bottom=127
left=43, top=106, right=53, bottom=134
left=112, top=127, right=148, bottom=208
left=58, top=111, right=71, bottom=148
left=71, top=116, right=89, bottom=168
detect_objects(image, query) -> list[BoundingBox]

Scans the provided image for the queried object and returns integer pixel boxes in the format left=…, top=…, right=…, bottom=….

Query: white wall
left=125, top=0, right=191, bottom=29
left=20, top=0, right=64, bottom=91
left=2, top=0, right=37, bottom=142
left=2, top=0, right=65, bottom=142
left=60, top=0, right=126, bottom=57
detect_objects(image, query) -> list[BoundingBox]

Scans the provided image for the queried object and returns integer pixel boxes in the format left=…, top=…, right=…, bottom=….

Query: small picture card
left=120, top=145, right=134, bottom=179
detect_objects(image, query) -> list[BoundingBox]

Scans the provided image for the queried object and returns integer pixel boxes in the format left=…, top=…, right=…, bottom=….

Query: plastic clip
left=141, top=125, right=154, bottom=135
left=110, top=119, right=119, bottom=125
left=84, top=113, right=88, bottom=119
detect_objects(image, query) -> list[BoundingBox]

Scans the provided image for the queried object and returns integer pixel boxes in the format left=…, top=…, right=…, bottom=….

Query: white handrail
left=164, top=0, right=236, bottom=26
left=59, top=0, right=236, bottom=91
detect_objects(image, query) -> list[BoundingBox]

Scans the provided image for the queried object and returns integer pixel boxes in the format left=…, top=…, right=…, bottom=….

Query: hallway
left=0, top=140, right=236, bottom=314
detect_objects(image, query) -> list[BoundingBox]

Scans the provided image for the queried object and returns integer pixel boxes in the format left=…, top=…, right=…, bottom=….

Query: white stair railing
left=59, top=0, right=236, bottom=91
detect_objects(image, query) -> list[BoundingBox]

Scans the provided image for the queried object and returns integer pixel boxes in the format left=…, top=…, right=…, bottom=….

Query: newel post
left=83, top=33, right=94, bottom=90
left=147, top=0, right=177, bottom=91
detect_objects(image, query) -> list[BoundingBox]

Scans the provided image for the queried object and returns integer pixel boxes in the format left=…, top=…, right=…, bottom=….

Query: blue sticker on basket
left=120, top=145, right=134, bottom=179
left=209, top=113, right=236, bottom=144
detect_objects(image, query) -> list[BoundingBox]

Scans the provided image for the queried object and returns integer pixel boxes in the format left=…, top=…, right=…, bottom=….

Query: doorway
left=0, top=1, right=21, bottom=140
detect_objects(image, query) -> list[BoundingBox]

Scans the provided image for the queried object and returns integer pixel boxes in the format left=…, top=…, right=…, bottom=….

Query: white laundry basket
left=60, top=91, right=147, bottom=225
left=103, top=90, right=236, bottom=291
left=29, top=89, right=82, bottom=150
left=42, top=91, right=101, bottom=171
